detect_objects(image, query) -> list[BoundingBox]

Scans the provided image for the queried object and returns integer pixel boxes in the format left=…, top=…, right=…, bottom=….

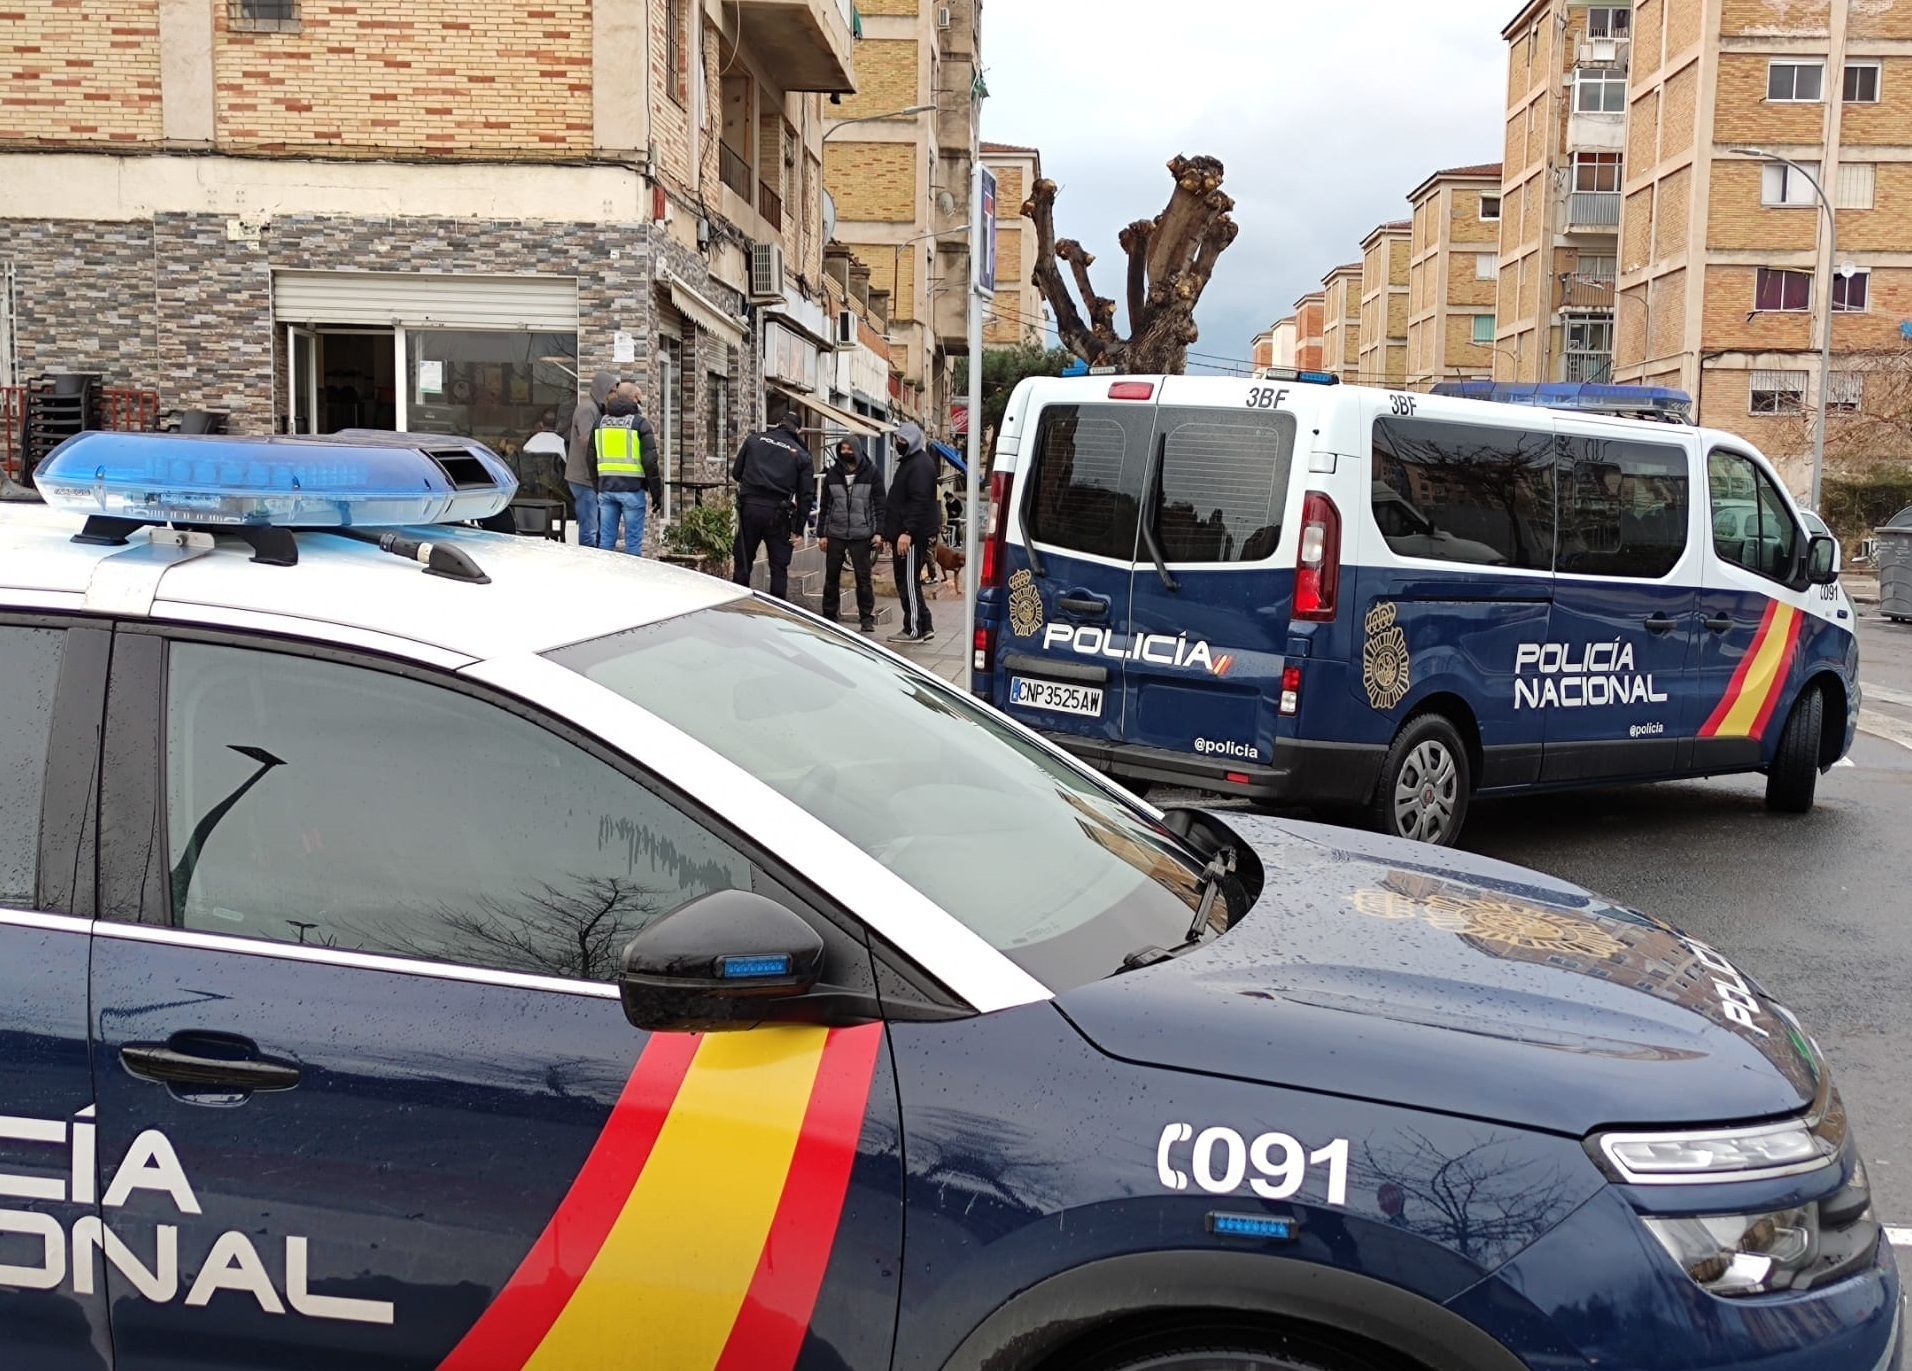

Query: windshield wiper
left=1117, top=851, right=1237, bottom=974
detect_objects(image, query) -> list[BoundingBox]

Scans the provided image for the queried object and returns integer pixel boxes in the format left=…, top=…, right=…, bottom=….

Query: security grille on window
left=1154, top=411, right=1296, bottom=563
left=1761, top=161, right=1821, bottom=207
left=1575, top=68, right=1628, bottom=113
left=1843, top=62, right=1881, bottom=104
left=1750, top=369, right=1807, bottom=415
left=1586, top=6, right=1631, bottom=38
left=1832, top=270, right=1869, bottom=313
left=1574, top=152, right=1623, bottom=192
left=1026, top=404, right=1154, bottom=560
left=1754, top=268, right=1812, bottom=312
left=1827, top=372, right=1864, bottom=414
left=665, top=0, right=688, bottom=103
left=1767, top=61, right=1824, bottom=102
left=229, top=0, right=299, bottom=31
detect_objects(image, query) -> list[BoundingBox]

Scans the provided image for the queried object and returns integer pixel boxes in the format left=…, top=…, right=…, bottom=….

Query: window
left=1768, top=60, right=1825, bottom=102
left=1750, top=368, right=1808, bottom=414
left=229, top=0, right=299, bottom=31
left=1828, top=372, right=1864, bottom=413
left=1152, top=411, right=1294, bottom=563
left=1565, top=312, right=1615, bottom=354
left=1755, top=268, right=1813, bottom=312
left=406, top=330, right=577, bottom=459
left=1575, top=67, right=1628, bottom=113
left=706, top=366, right=729, bottom=466
left=1480, top=194, right=1502, bottom=222
left=1476, top=252, right=1498, bottom=281
left=1835, top=162, right=1876, bottom=210
left=1708, top=450, right=1800, bottom=583
left=164, top=644, right=760, bottom=983
left=1025, top=403, right=1153, bottom=561
left=1832, top=269, right=1869, bottom=312
left=1578, top=253, right=1617, bottom=280
left=1586, top=6, right=1632, bottom=38
left=552, top=599, right=1208, bottom=992
left=664, top=0, right=688, bottom=103
left=1844, top=61, right=1881, bottom=103
left=1574, top=151, right=1623, bottom=192
left=1370, top=417, right=1556, bottom=569
left=1761, top=161, right=1821, bottom=207
left=1557, top=438, right=1689, bottom=578
left=1473, top=314, right=1497, bottom=344
left=0, top=627, right=63, bottom=906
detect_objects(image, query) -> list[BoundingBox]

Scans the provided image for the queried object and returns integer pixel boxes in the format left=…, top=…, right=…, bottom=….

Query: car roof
left=0, top=505, right=745, bottom=659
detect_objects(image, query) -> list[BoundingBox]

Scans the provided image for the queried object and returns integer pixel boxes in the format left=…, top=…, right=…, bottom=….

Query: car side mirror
left=618, top=890, right=866, bottom=1033
left=1806, top=533, right=1839, bottom=586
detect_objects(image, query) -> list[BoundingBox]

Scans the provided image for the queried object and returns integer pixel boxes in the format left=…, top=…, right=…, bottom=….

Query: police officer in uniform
left=731, top=401, right=815, bottom=602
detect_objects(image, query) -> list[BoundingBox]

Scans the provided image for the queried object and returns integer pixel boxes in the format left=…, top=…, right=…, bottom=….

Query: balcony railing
left=1567, top=192, right=1621, bottom=228
left=720, top=144, right=752, bottom=201
left=1559, top=276, right=1616, bottom=309
left=759, top=181, right=783, bottom=232
left=1563, top=352, right=1614, bottom=383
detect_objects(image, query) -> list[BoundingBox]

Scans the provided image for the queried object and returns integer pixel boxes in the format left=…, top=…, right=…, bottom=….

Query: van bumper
left=1052, top=735, right=1385, bottom=806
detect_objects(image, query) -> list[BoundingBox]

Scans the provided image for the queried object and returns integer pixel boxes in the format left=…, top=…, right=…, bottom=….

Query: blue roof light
left=33, top=431, right=518, bottom=529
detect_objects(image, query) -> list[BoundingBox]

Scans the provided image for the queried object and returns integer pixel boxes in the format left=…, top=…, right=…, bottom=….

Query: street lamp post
left=822, top=104, right=936, bottom=143
left=1729, top=146, right=1836, bottom=512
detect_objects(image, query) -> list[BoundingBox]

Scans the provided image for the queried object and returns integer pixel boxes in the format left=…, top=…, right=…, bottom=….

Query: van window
left=1708, top=450, right=1799, bottom=582
left=1155, top=410, right=1295, bottom=563
left=0, top=626, right=63, bottom=906
left=1371, top=417, right=1555, bottom=569
left=1025, top=403, right=1153, bottom=561
left=1557, top=437, right=1689, bottom=578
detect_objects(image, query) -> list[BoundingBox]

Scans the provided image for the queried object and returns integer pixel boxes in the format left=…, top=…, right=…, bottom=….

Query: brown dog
left=929, top=543, right=966, bottom=597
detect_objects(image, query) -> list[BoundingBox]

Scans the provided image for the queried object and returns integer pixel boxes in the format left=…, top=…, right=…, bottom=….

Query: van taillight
left=973, top=625, right=995, bottom=677
left=981, top=470, right=1013, bottom=588
left=1280, top=664, right=1302, bottom=717
left=1294, top=492, right=1341, bottom=623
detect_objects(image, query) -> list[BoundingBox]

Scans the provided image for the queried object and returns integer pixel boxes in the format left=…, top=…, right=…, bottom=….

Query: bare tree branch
left=1118, top=218, right=1153, bottom=336
left=1057, top=239, right=1117, bottom=341
left=1022, top=178, right=1101, bottom=364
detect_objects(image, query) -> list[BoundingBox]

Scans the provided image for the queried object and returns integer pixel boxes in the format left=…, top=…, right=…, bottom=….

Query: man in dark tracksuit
left=817, top=438, right=886, bottom=633
left=883, top=421, right=939, bottom=644
left=731, top=406, right=815, bottom=602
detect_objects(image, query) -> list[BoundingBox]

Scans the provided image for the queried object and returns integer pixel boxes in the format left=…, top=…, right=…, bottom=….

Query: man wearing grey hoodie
left=566, top=370, right=617, bottom=548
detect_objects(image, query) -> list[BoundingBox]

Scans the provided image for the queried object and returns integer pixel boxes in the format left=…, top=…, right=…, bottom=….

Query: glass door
left=658, top=335, right=682, bottom=524
left=285, top=324, right=318, bottom=434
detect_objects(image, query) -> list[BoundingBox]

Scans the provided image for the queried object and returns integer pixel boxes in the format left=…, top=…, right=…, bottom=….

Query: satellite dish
left=822, top=189, right=837, bottom=244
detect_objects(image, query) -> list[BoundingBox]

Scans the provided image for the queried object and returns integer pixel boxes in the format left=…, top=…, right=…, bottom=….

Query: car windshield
left=548, top=598, right=1205, bottom=991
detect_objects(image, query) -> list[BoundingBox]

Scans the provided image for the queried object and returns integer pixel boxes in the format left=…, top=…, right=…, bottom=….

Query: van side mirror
left=1806, top=533, right=1839, bottom=586
left=618, top=890, right=869, bottom=1033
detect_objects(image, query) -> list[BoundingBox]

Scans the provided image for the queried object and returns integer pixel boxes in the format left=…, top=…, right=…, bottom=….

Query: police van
left=973, top=374, right=1857, bottom=844
left=0, top=433, right=1896, bottom=1371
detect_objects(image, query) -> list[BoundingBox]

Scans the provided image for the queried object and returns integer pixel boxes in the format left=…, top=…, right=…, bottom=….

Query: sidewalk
left=887, top=584, right=970, bottom=686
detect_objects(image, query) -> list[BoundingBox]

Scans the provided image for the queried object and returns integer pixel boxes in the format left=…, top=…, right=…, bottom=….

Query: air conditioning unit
left=748, top=242, right=786, bottom=303
left=937, top=5, right=953, bottom=29
left=835, top=309, right=857, bottom=347
left=1579, top=37, right=1620, bottom=64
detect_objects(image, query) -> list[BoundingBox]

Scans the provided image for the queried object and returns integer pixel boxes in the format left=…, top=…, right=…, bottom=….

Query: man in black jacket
left=882, top=421, right=939, bottom=644
left=818, top=438, right=886, bottom=633
left=730, top=402, right=815, bottom=602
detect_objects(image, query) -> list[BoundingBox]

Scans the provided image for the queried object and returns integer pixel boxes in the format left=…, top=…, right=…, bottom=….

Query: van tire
left=1371, top=714, right=1471, bottom=847
left=1765, top=686, right=1823, bottom=814
left=1083, top=1343, right=1359, bottom=1371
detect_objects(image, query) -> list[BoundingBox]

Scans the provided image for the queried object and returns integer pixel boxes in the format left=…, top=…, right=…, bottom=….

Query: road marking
left=1863, top=682, right=1912, bottom=710
left=1835, top=757, right=1857, bottom=768
left=1888, top=1225, right=1912, bottom=1248
left=1858, top=709, right=1912, bottom=753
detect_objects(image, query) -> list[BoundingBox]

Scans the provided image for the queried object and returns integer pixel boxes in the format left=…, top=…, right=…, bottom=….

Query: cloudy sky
left=980, top=0, right=1515, bottom=372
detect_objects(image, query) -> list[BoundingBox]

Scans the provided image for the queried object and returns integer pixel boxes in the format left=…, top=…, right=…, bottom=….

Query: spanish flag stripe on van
left=1699, top=601, right=1802, bottom=740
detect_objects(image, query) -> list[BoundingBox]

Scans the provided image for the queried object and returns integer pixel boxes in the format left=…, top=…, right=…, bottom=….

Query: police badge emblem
left=1008, top=568, right=1044, bottom=638
left=1362, top=601, right=1411, bottom=710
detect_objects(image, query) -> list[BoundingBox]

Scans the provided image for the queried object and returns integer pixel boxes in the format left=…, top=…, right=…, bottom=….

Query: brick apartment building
left=1320, top=262, right=1364, bottom=383
left=979, top=140, right=1046, bottom=348
left=1406, top=162, right=1505, bottom=388
left=1358, top=221, right=1413, bottom=385
left=0, top=0, right=896, bottom=503
left=1293, top=291, right=1327, bottom=372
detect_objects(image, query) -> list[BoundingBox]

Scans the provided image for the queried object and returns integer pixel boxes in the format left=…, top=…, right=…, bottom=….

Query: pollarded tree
left=1022, top=154, right=1240, bottom=375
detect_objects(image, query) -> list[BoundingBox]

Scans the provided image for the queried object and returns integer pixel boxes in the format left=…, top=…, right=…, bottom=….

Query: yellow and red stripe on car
left=439, top=1022, right=882, bottom=1371
left=1700, top=600, right=1804, bottom=740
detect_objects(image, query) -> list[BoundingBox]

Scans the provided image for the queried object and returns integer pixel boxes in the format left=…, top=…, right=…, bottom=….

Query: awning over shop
left=770, top=383, right=887, bottom=438
left=930, top=440, right=967, bottom=476
left=659, top=271, right=747, bottom=347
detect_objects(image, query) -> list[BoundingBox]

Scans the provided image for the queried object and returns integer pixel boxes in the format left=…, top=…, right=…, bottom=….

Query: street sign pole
left=962, top=163, right=997, bottom=692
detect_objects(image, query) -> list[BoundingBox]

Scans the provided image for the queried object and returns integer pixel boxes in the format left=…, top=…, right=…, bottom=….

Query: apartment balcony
left=1565, top=191, right=1621, bottom=229
left=759, top=181, right=783, bottom=233
left=737, top=0, right=855, bottom=93
left=1557, top=275, right=1616, bottom=310
left=720, top=144, right=753, bottom=200
left=1563, top=351, right=1614, bottom=383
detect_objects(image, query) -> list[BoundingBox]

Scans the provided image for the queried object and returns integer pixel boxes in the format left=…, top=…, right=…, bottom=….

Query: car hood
left=1059, top=814, right=1821, bottom=1137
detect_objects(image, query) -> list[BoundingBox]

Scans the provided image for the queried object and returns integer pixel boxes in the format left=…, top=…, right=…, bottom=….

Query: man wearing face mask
left=817, top=437, right=886, bottom=633
left=730, top=400, right=816, bottom=602
left=882, top=421, right=939, bottom=644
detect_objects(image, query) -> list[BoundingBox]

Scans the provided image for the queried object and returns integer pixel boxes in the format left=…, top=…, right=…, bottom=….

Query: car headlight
left=1593, top=1088, right=1847, bottom=1186
left=1643, top=1206, right=1821, bottom=1297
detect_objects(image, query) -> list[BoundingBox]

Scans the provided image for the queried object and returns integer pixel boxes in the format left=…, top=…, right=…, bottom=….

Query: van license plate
left=1010, top=677, right=1104, bottom=718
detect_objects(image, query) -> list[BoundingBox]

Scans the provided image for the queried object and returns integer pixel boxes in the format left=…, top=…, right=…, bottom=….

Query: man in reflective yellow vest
left=593, top=392, right=662, bottom=555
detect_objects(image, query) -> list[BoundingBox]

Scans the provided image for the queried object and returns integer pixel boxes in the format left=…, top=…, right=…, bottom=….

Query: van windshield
left=548, top=599, right=1206, bottom=991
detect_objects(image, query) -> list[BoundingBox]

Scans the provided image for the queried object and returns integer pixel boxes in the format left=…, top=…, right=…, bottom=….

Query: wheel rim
left=1393, top=739, right=1458, bottom=842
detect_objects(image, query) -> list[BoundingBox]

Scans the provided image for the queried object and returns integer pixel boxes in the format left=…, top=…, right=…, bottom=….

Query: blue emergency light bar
left=1430, top=380, right=1693, bottom=422
left=33, top=431, right=518, bottom=529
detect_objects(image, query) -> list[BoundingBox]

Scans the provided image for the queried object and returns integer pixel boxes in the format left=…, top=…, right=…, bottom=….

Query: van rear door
left=997, top=389, right=1160, bottom=749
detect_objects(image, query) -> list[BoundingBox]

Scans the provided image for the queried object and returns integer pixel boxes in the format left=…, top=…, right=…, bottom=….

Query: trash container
left=1878, top=506, right=1912, bottom=622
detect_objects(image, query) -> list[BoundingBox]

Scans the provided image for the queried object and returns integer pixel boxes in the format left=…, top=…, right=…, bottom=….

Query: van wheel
left=1372, top=714, right=1471, bottom=846
left=1765, top=686, right=1824, bottom=814
left=1085, top=1343, right=1360, bottom=1371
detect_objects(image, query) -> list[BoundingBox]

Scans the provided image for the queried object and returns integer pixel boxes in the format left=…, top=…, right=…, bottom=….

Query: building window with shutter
left=1835, top=163, right=1876, bottom=211
left=229, top=0, right=299, bottom=33
left=1750, top=370, right=1807, bottom=415
left=1827, top=373, right=1864, bottom=414
left=1473, top=315, right=1497, bottom=345
left=1753, top=268, right=1813, bottom=313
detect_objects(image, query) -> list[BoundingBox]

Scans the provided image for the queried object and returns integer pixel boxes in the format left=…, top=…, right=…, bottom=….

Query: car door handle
left=121, top=1042, right=301, bottom=1093
left=1644, top=612, right=1676, bottom=636
left=1058, top=594, right=1110, bottom=618
left=1703, top=613, right=1733, bottom=635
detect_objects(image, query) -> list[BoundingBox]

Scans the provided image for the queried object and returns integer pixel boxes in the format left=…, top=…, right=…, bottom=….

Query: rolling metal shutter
left=271, top=271, right=579, bottom=329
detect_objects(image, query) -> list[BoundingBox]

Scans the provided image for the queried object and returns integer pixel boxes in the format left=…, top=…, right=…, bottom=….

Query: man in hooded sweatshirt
left=882, top=421, right=939, bottom=644
left=565, top=370, right=616, bottom=548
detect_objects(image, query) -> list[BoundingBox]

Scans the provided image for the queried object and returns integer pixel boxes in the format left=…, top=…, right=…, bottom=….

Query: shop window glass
left=406, top=330, right=578, bottom=486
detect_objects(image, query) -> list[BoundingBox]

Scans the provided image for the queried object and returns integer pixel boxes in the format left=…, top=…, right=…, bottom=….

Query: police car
left=0, top=432, right=1897, bottom=1371
left=973, top=374, right=1858, bottom=845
